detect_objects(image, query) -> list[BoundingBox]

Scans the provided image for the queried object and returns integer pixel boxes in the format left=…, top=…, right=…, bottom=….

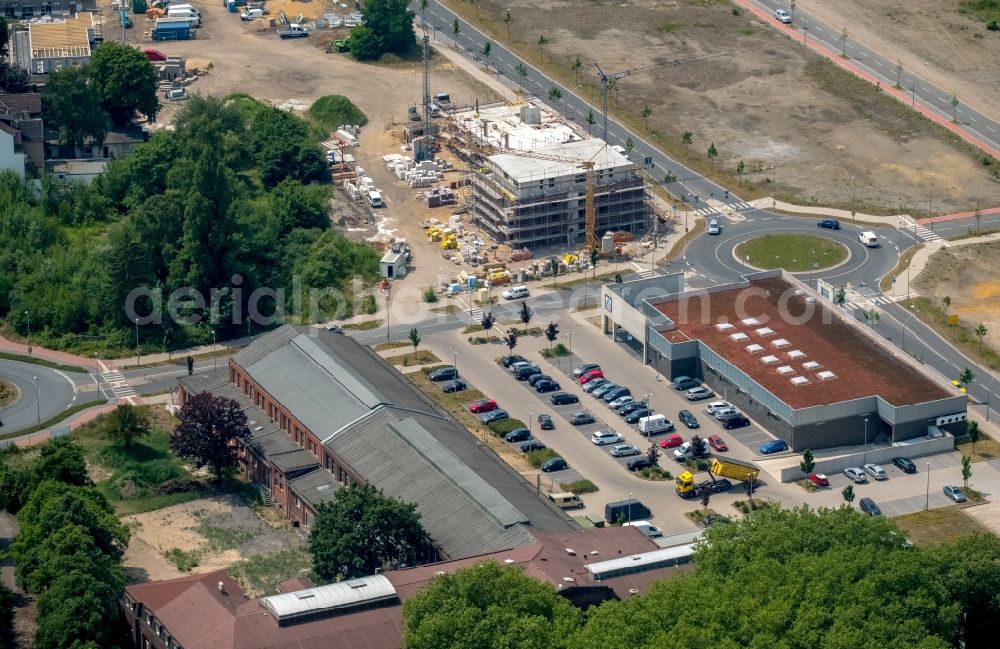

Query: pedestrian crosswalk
left=101, top=367, right=136, bottom=398
left=844, top=295, right=894, bottom=311
left=685, top=201, right=756, bottom=217
left=910, top=222, right=942, bottom=242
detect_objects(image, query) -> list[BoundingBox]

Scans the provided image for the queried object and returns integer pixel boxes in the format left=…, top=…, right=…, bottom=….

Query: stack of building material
left=343, top=180, right=362, bottom=201
left=423, top=186, right=456, bottom=208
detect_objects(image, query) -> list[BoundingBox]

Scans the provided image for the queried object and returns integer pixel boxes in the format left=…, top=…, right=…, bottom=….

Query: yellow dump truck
left=675, top=457, right=760, bottom=499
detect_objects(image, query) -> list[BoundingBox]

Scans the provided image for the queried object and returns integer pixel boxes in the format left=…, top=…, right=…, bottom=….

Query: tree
left=402, top=561, right=580, bottom=649
left=707, top=142, right=718, bottom=166
left=549, top=257, right=560, bottom=286
left=481, top=312, right=496, bottom=341
left=967, top=420, right=981, bottom=453
left=89, top=41, right=161, bottom=126
left=641, top=104, right=652, bottom=129
left=187, top=355, right=194, bottom=375
left=700, top=488, right=711, bottom=511
left=895, top=59, right=903, bottom=88
left=951, top=93, right=959, bottom=122
left=800, top=449, right=815, bottom=475
left=975, top=323, right=988, bottom=351
left=835, top=285, right=846, bottom=308
left=452, top=18, right=460, bottom=37
left=624, top=136, right=635, bottom=160
left=646, top=443, right=660, bottom=466
left=482, top=40, right=492, bottom=65
left=863, top=308, right=880, bottom=328
left=959, top=367, right=975, bottom=392
left=571, top=55, right=583, bottom=83
left=839, top=27, right=849, bottom=56
left=589, top=247, right=599, bottom=278
left=736, top=159, right=745, bottom=186
left=942, top=295, right=951, bottom=312
left=42, top=65, right=109, bottom=155
left=105, top=403, right=152, bottom=450
left=544, top=321, right=559, bottom=348
left=503, top=331, right=518, bottom=352
left=519, top=300, right=533, bottom=327
left=34, top=437, right=90, bottom=487
left=349, top=0, right=416, bottom=61
left=548, top=86, right=562, bottom=103
left=842, top=484, right=855, bottom=505
left=408, top=327, right=420, bottom=354
left=515, top=62, right=528, bottom=93
left=962, top=455, right=972, bottom=488
left=0, top=465, right=33, bottom=513
left=614, top=272, right=623, bottom=283
left=171, top=392, right=251, bottom=480
left=663, top=171, right=677, bottom=185
left=503, top=9, right=514, bottom=41
left=974, top=203, right=982, bottom=233
left=585, top=108, right=596, bottom=134
left=681, top=130, right=693, bottom=189
left=310, top=484, right=429, bottom=581
left=537, top=34, right=549, bottom=58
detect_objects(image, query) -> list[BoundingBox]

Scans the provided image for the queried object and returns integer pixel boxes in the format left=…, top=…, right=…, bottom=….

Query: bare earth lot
left=448, top=0, right=1000, bottom=213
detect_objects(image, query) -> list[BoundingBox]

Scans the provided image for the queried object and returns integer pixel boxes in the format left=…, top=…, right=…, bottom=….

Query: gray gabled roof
left=288, top=469, right=340, bottom=510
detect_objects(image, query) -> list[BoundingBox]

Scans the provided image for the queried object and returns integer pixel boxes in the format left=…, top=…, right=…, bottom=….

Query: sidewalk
left=0, top=334, right=97, bottom=370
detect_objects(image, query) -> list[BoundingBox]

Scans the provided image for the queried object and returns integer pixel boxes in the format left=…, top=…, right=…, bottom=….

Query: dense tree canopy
left=349, top=0, right=416, bottom=60
left=171, top=392, right=250, bottom=479
left=310, top=484, right=430, bottom=581
left=42, top=65, right=109, bottom=151
left=33, top=436, right=90, bottom=486
left=89, top=41, right=161, bottom=125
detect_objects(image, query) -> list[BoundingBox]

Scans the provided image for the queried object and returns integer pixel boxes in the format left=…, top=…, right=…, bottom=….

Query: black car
left=817, top=219, right=841, bottom=230
left=441, top=379, right=467, bottom=393
left=534, top=380, right=561, bottom=393
left=678, top=410, right=699, bottom=429
left=537, top=414, right=554, bottom=430
left=893, top=457, right=917, bottom=474
left=618, top=402, right=647, bottom=416
left=569, top=411, right=595, bottom=426
left=500, top=354, right=527, bottom=368
left=624, top=408, right=653, bottom=424
left=720, top=413, right=750, bottom=430
left=603, top=387, right=631, bottom=403
left=528, top=374, right=553, bottom=387
left=859, top=497, right=882, bottom=517
left=520, top=440, right=546, bottom=453
left=626, top=457, right=653, bottom=471
left=672, top=376, right=699, bottom=390
left=428, top=366, right=458, bottom=381
left=550, top=392, right=579, bottom=406
left=504, top=428, right=531, bottom=443
left=515, top=366, right=542, bottom=381
left=480, top=409, right=509, bottom=424
left=573, top=363, right=601, bottom=378
left=540, top=457, right=568, bottom=472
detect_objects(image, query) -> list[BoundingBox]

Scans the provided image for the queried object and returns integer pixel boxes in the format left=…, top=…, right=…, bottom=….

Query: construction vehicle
left=327, top=38, right=349, bottom=53
left=408, top=105, right=421, bottom=122
left=675, top=457, right=759, bottom=499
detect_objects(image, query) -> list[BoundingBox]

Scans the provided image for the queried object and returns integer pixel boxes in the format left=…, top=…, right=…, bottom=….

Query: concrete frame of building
left=599, top=270, right=968, bottom=452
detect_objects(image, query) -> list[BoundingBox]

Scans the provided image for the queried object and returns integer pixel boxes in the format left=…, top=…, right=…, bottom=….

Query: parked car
left=707, top=434, right=728, bottom=452
left=659, top=433, right=684, bottom=448
left=573, top=363, right=601, bottom=378
left=540, top=457, right=568, bottom=472
left=550, top=392, right=579, bottom=405
left=609, top=395, right=635, bottom=409
left=519, top=440, right=546, bottom=453
left=591, top=430, right=624, bottom=446
left=480, top=409, right=509, bottom=424
left=817, top=219, right=841, bottom=230
left=508, top=361, right=533, bottom=374
left=759, top=439, right=789, bottom=454
left=809, top=473, right=830, bottom=487
left=504, top=428, right=531, bottom=443
left=537, top=414, right=554, bottom=430
left=627, top=457, right=653, bottom=471
left=685, top=386, right=714, bottom=401
left=468, top=399, right=498, bottom=413
left=774, top=8, right=792, bottom=23
left=712, top=406, right=739, bottom=420
left=528, top=373, right=553, bottom=387
left=618, top=402, right=647, bottom=416
left=678, top=410, right=700, bottom=429
left=893, top=457, right=917, bottom=474
left=428, top=366, right=458, bottom=381
left=859, top=497, right=882, bottom=516
left=500, top=355, right=526, bottom=368
left=610, top=444, right=641, bottom=458
left=442, top=379, right=467, bottom=393
left=844, top=467, right=867, bottom=483
left=143, top=48, right=168, bottom=61
left=569, top=411, right=595, bottom=426
left=702, top=515, right=731, bottom=527
left=579, top=369, right=605, bottom=384
left=943, top=485, right=967, bottom=503
left=501, top=285, right=529, bottom=300
left=514, top=367, right=542, bottom=381
left=534, top=380, right=561, bottom=393
left=624, top=408, right=653, bottom=424
left=706, top=401, right=733, bottom=415
left=325, top=324, right=343, bottom=334
left=672, top=376, right=699, bottom=390
left=603, top=387, right=632, bottom=403
left=864, top=463, right=888, bottom=481
left=592, top=383, right=619, bottom=398
left=720, top=413, right=751, bottom=430
left=582, top=378, right=608, bottom=393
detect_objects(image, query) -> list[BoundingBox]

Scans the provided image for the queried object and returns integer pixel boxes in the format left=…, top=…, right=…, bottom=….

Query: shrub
left=487, top=418, right=527, bottom=436
left=560, top=479, right=598, bottom=494
left=638, top=467, right=672, bottom=481
left=422, top=287, right=439, bottom=303
left=988, top=18, right=999, bottom=30
left=525, top=448, right=558, bottom=468
left=468, top=336, right=488, bottom=345
left=306, top=95, right=368, bottom=130
left=540, top=343, right=569, bottom=358
left=363, top=294, right=377, bottom=315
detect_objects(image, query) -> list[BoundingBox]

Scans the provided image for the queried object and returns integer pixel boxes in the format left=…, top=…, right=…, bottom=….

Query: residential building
left=0, top=123, right=25, bottom=176
left=0, top=0, right=76, bottom=20
left=176, top=325, right=576, bottom=561
left=0, top=92, right=44, bottom=173
left=45, top=124, right=148, bottom=162
left=12, top=12, right=97, bottom=74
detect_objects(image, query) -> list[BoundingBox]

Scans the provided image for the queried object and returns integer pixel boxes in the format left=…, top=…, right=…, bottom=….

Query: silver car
left=685, top=386, right=714, bottom=401
left=844, top=467, right=867, bottom=483
left=610, top=444, right=640, bottom=458
left=943, top=485, right=967, bottom=503
left=774, top=8, right=791, bottom=23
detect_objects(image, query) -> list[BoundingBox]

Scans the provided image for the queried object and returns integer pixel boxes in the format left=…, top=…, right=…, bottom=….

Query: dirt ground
left=451, top=0, right=1000, bottom=213
left=914, top=240, right=1000, bottom=349
left=802, top=0, right=1000, bottom=123
left=123, top=494, right=304, bottom=583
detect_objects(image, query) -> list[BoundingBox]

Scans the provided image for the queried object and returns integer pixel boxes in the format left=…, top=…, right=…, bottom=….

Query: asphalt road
left=0, top=361, right=86, bottom=431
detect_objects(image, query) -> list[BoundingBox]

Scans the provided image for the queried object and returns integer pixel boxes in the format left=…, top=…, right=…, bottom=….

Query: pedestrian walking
left=653, top=370, right=660, bottom=382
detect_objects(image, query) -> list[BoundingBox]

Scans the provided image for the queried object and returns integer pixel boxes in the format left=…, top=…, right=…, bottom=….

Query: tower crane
left=594, top=52, right=729, bottom=143
left=417, top=8, right=433, bottom=161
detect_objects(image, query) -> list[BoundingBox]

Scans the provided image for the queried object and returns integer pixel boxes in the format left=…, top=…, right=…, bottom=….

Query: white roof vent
left=504, top=559, right=514, bottom=565
left=817, top=371, right=837, bottom=380
left=565, top=548, right=576, bottom=556
left=790, top=376, right=810, bottom=386
left=745, top=344, right=764, bottom=354
left=715, top=322, right=735, bottom=331
left=755, top=327, right=775, bottom=336
left=772, top=338, right=791, bottom=348
left=742, top=317, right=761, bottom=326
left=802, top=361, right=821, bottom=370
left=787, top=349, right=806, bottom=359
left=761, top=355, right=779, bottom=365
left=562, top=577, right=576, bottom=583
left=776, top=365, right=795, bottom=375
left=730, top=332, right=749, bottom=342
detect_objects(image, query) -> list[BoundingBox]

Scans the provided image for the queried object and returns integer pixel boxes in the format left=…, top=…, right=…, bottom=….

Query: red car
left=659, top=433, right=683, bottom=448
left=707, top=434, right=728, bottom=452
left=143, top=48, right=167, bottom=61
left=579, top=369, right=605, bottom=384
left=468, top=399, right=498, bottom=414
left=809, top=473, right=830, bottom=487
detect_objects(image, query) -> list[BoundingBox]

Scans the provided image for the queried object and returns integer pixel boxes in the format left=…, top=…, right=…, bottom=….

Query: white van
left=166, top=9, right=201, bottom=25
left=502, top=285, right=529, bottom=300
left=858, top=231, right=879, bottom=247
left=240, top=7, right=263, bottom=19
left=548, top=492, right=583, bottom=510
left=169, top=3, right=201, bottom=15
left=367, top=189, right=383, bottom=208
left=638, top=414, right=673, bottom=436
left=624, top=520, right=664, bottom=539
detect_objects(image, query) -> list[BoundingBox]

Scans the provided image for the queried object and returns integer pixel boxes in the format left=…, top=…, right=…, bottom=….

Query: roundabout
left=734, top=234, right=849, bottom=273
left=0, top=360, right=83, bottom=433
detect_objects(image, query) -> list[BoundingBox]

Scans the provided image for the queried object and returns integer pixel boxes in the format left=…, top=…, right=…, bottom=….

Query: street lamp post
left=628, top=492, right=633, bottom=525
left=135, top=317, right=140, bottom=367
left=924, top=462, right=931, bottom=510
left=453, top=350, right=458, bottom=375
left=213, top=329, right=217, bottom=372
left=851, top=176, right=856, bottom=221
left=567, top=330, right=576, bottom=359
left=928, top=172, right=935, bottom=217
left=771, top=166, right=777, bottom=208
left=863, top=417, right=869, bottom=463
left=24, top=310, right=30, bottom=357
left=529, top=412, right=533, bottom=436
left=33, top=375, right=40, bottom=425
left=386, top=294, right=391, bottom=344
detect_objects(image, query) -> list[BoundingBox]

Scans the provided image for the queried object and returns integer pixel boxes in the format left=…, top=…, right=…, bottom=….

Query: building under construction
left=447, top=102, right=650, bottom=250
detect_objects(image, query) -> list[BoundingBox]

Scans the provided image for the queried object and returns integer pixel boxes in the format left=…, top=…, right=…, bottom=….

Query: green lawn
left=735, top=234, right=848, bottom=272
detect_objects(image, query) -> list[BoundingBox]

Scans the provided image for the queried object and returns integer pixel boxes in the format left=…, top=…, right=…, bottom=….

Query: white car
left=713, top=406, right=739, bottom=420
left=864, top=463, right=888, bottom=481
left=610, top=444, right=640, bottom=458
left=591, top=430, right=624, bottom=446
left=706, top=401, right=733, bottom=415
left=685, top=386, right=714, bottom=401
left=844, top=467, right=867, bottom=483
left=774, top=8, right=792, bottom=23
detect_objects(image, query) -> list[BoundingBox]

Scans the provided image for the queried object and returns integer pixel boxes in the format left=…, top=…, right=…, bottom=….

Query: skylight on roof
left=755, top=327, right=775, bottom=336
left=746, top=344, right=764, bottom=354
left=787, top=350, right=806, bottom=359
left=772, top=338, right=791, bottom=348
left=776, top=365, right=794, bottom=375
left=742, top=317, right=761, bottom=326
left=802, top=361, right=821, bottom=370
left=761, top=355, right=779, bottom=365
left=715, top=322, right=735, bottom=331
left=731, top=332, right=749, bottom=342
left=790, top=376, right=810, bottom=386
left=817, top=371, right=837, bottom=380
